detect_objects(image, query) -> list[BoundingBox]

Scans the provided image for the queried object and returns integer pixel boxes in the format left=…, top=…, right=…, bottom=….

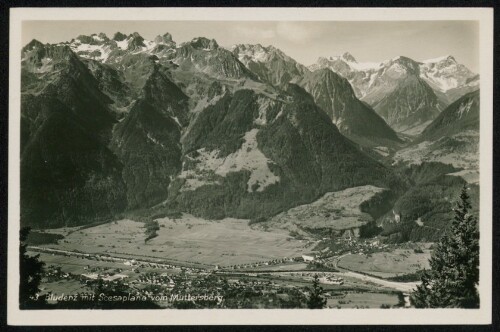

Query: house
left=302, top=255, right=315, bottom=262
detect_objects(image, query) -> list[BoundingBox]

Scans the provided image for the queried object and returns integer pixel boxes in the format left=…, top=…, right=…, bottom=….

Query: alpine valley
left=20, top=32, right=480, bottom=309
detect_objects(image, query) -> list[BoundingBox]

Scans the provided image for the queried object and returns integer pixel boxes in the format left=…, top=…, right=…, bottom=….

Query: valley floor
left=32, top=209, right=427, bottom=309
left=44, top=214, right=316, bottom=266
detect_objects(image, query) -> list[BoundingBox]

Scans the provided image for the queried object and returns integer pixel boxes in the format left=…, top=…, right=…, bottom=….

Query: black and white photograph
left=7, top=7, right=494, bottom=325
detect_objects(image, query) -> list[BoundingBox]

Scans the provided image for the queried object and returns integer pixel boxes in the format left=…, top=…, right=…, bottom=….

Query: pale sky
left=22, top=21, right=480, bottom=72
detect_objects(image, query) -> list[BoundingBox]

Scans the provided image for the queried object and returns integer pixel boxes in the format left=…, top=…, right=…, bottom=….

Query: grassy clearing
left=337, top=248, right=431, bottom=278
left=262, top=185, right=387, bottom=235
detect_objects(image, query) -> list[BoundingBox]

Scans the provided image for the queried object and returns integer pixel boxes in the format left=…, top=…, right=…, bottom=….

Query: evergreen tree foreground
left=410, top=185, right=479, bottom=308
left=19, top=227, right=47, bottom=309
left=307, top=274, right=327, bottom=309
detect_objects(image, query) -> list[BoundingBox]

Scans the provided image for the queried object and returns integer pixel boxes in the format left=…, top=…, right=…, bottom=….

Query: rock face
left=231, top=44, right=309, bottom=86
left=294, top=68, right=401, bottom=147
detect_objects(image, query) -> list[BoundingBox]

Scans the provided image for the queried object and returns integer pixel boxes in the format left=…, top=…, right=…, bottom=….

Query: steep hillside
left=294, top=68, right=401, bottom=147
left=167, top=85, right=405, bottom=221
left=378, top=168, right=478, bottom=243
left=384, top=91, right=481, bottom=242
left=111, top=99, right=183, bottom=209
left=394, top=90, right=480, bottom=172
left=420, top=90, right=479, bottom=140
left=369, top=74, right=443, bottom=134
left=21, top=42, right=127, bottom=228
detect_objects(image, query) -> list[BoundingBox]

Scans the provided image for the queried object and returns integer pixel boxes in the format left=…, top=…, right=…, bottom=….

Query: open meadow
left=337, top=248, right=431, bottom=278
left=47, top=214, right=315, bottom=266
left=262, top=185, right=387, bottom=235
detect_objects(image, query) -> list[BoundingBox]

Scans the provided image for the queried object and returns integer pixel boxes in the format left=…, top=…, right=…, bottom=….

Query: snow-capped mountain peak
left=230, top=43, right=309, bottom=85
left=311, top=52, right=381, bottom=72
left=422, top=55, right=456, bottom=64
left=64, top=31, right=179, bottom=63
left=231, top=43, right=287, bottom=64
left=154, top=32, right=174, bottom=45
left=310, top=51, right=478, bottom=101
left=419, top=55, right=477, bottom=93
left=341, top=51, right=357, bottom=63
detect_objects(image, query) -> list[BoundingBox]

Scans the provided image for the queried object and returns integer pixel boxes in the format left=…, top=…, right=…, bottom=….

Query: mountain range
left=309, top=53, right=478, bottom=134
left=20, top=32, right=479, bottom=242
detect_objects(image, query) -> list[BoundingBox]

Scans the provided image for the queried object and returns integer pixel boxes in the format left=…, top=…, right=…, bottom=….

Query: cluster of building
left=224, top=257, right=304, bottom=270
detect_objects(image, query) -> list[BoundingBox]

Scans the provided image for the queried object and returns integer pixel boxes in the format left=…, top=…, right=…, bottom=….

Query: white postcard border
left=8, top=7, right=494, bottom=326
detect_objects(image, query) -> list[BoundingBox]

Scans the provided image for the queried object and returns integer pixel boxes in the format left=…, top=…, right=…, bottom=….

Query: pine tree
left=307, top=274, right=327, bottom=309
left=410, top=185, right=479, bottom=308
left=19, top=227, right=47, bottom=309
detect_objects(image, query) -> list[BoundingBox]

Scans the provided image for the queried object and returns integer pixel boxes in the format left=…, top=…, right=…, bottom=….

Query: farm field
left=48, top=214, right=315, bottom=266
left=327, top=292, right=400, bottom=309
left=337, top=248, right=431, bottom=278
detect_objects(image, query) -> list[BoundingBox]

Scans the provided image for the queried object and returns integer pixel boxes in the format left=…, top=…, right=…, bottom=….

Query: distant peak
left=113, top=32, right=127, bottom=41
left=154, top=32, right=174, bottom=45
left=389, top=55, right=418, bottom=64
left=341, top=52, right=356, bottom=63
left=391, top=55, right=405, bottom=61
left=78, top=33, right=109, bottom=43
left=23, top=39, right=44, bottom=51
left=97, top=32, right=109, bottom=41
left=423, top=55, right=457, bottom=64
left=129, top=32, right=144, bottom=40
left=190, top=37, right=218, bottom=50
left=236, top=43, right=264, bottom=49
left=163, top=32, right=173, bottom=41
left=127, top=32, right=145, bottom=50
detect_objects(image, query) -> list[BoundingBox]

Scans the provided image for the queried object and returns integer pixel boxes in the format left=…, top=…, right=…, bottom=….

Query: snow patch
left=234, top=45, right=271, bottom=64
left=70, top=42, right=113, bottom=62
left=146, top=133, right=168, bottom=149
left=171, top=116, right=182, bottom=128
left=422, top=55, right=452, bottom=63
left=457, top=99, right=474, bottom=118
left=92, top=35, right=104, bottom=42
left=116, top=39, right=129, bottom=50
left=254, top=97, right=271, bottom=126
